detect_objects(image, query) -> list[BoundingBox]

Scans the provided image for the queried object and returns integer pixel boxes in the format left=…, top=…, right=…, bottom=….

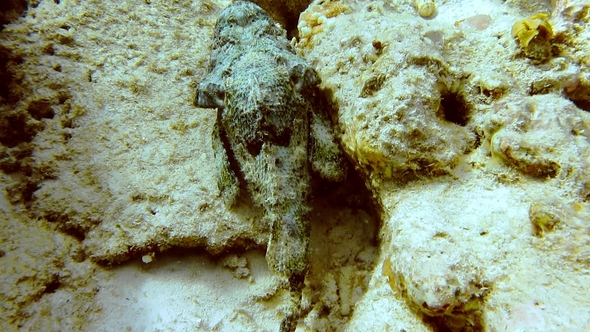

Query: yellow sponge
left=511, top=13, right=554, bottom=62
left=511, top=13, right=553, bottom=48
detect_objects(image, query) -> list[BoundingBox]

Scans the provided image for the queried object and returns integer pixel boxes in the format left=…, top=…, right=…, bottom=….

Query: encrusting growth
left=415, top=0, right=436, bottom=18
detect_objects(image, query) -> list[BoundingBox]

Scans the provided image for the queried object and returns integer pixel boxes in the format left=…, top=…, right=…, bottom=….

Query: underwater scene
left=1, top=0, right=590, bottom=331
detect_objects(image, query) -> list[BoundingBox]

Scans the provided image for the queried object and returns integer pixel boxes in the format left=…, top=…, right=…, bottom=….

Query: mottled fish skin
left=195, top=1, right=347, bottom=330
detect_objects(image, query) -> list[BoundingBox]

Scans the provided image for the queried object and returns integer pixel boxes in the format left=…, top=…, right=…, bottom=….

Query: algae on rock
left=298, top=0, right=590, bottom=330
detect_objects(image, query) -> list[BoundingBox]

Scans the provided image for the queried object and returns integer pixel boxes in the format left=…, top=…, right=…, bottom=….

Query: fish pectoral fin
left=213, top=122, right=240, bottom=207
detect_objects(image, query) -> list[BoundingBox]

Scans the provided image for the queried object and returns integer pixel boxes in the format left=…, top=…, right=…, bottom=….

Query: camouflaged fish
left=195, top=1, right=346, bottom=330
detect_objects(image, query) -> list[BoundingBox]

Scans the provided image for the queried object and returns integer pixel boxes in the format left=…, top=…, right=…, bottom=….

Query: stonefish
left=195, top=1, right=346, bottom=330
